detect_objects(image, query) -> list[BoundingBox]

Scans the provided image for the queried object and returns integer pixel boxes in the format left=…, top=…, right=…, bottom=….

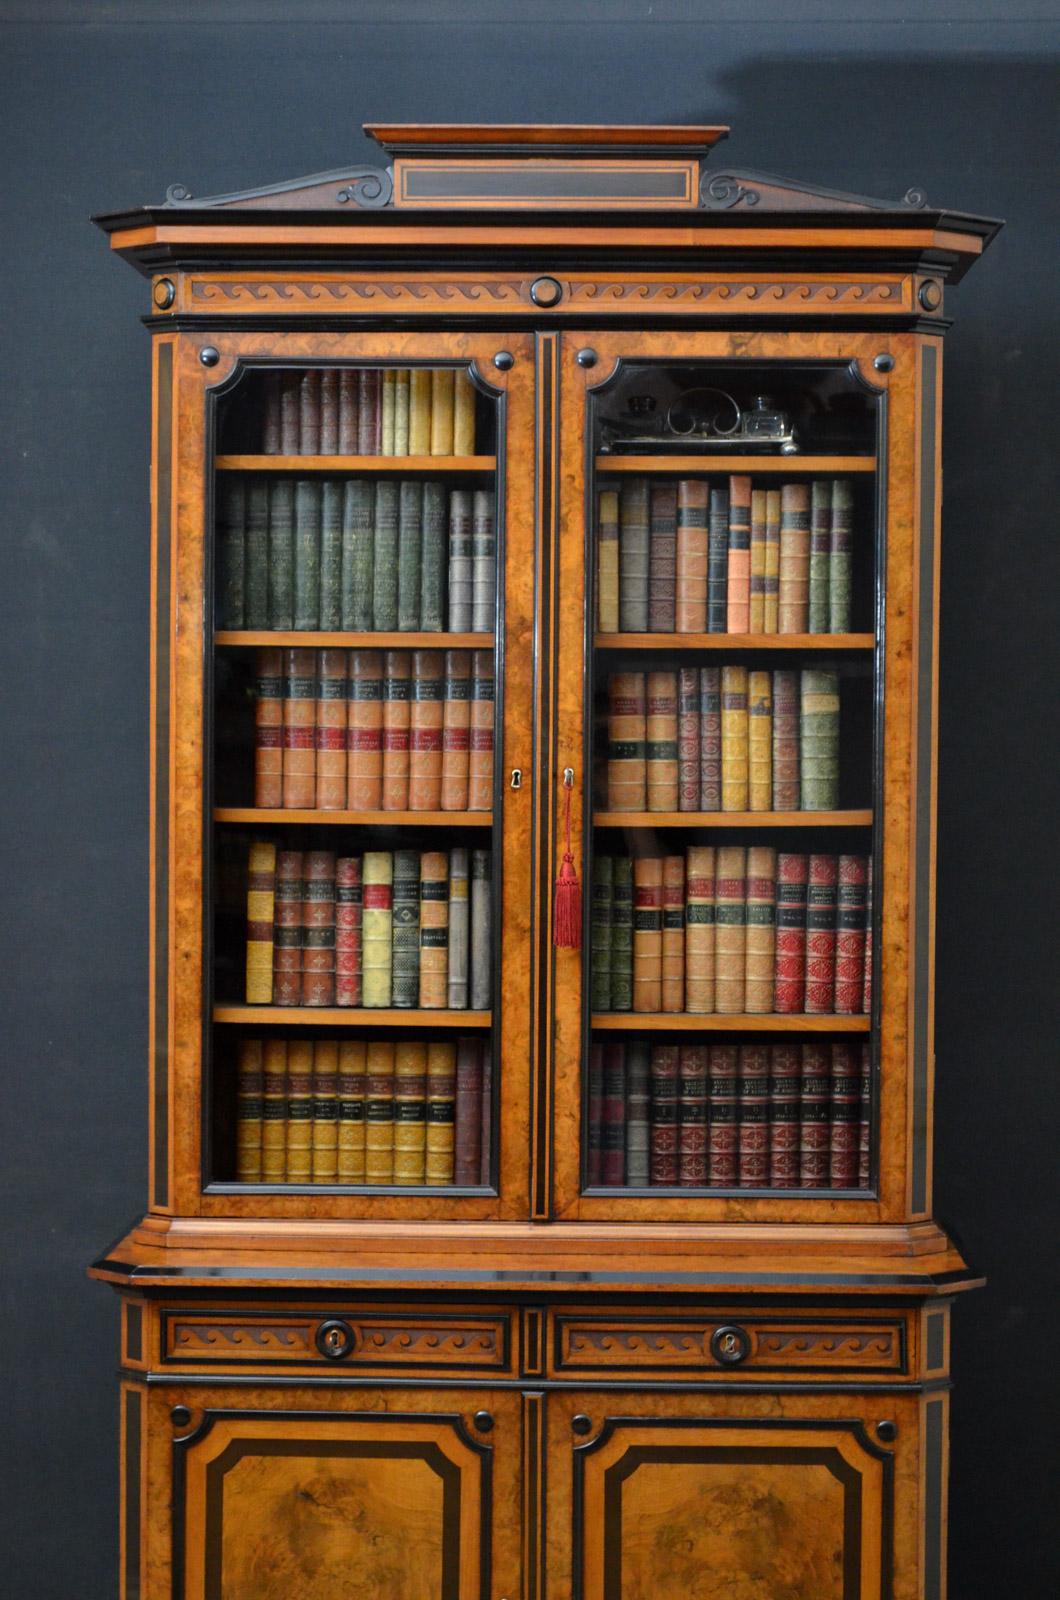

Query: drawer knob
left=876, top=1419, right=898, bottom=1443
left=571, top=1413, right=593, bottom=1436
left=473, top=1410, right=494, bottom=1433
left=710, top=1324, right=751, bottom=1366
left=315, top=1318, right=355, bottom=1360
left=529, top=275, right=563, bottom=307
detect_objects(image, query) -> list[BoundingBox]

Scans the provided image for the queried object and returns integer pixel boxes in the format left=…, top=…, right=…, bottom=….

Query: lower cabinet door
left=547, top=1389, right=917, bottom=1600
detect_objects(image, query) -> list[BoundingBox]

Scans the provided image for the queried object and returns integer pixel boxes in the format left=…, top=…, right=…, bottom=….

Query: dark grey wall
left=1, top=4, right=1057, bottom=1594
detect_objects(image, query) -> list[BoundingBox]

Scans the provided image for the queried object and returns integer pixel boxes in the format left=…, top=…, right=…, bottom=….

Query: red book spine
left=799, top=1042, right=831, bottom=1187
left=301, top=850, right=336, bottom=1006
left=726, top=474, right=752, bottom=633
left=835, top=854, right=868, bottom=1012
left=737, top=1043, right=770, bottom=1187
left=774, top=853, right=808, bottom=1013
left=649, top=1044, right=679, bottom=1186
left=601, top=1041, right=627, bottom=1186
left=479, top=1042, right=492, bottom=1186
left=707, top=1045, right=738, bottom=1186
left=335, top=856, right=362, bottom=1007
left=282, top=647, right=317, bottom=810
left=829, top=1041, right=860, bottom=1189
left=272, top=850, right=304, bottom=1006
left=585, top=1041, right=605, bottom=1186
left=768, top=1044, right=801, bottom=1188
left=677, top=667, right=700, bottom=811
left=861, top=857, right=874, bottom=1015
left=453, top=1035, right=483, bottom=1184
left=677, top=1044, right=708, bottom=1187
left=858, top=1041, right=872, bottom=1188
left=804, top=853, right=838, bottom=1013
left=254, top=647, right=284, bottom=808
left=315, top=648, right=348, bottom=810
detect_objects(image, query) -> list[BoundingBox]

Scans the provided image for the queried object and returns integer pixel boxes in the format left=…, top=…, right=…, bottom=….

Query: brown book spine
left=236, top=1038, right=264, bottom=1182
left=737, top=1043, right=770, bottom=1187
left=337, top=370, right=359, bottom=454
left=829, top=1041, right=860, bottom=1188
left=315, top=648, right=348, bottom=810
left=601, top=1041, right=627, bottom=1186
left=778, top=482, right=810, bottom=633
left=364, top=1040, right=395, bottom=1184
left=468, top=650, right=495, bottom=812
left=675, top=479, right=709, bottom=632
left=707, top=1045, right=739, bottom=1186
left=607, top=671, right=646, bottom=811
left=596, top=489, right=620, bottom=633
left=301, top=850, right=336, bottom=1007
left=632, top=856, right=663, bottom=1012
left=699, top=666, right=721, bottom=810
left=311, top=1040, right=339, bottom=1184
left=337, top=1040, right=367, bottom=1183
left=454, top=1036, right=483, bottom=1183
left=479, top=1041, right=492, bottom=1186
left=254, top=647, right=284, bottom=809
left=677, top=666, right=700, bottom=812
left=646, top=671, right=679, bottom=811
left=429, top=368, right=455, bottom=455
left=586, top=1041, right=605, bottom=1186
left=684, top=844, right=716, bottom=1014
left=380, top=649, right=411, bottom=811
left=648, top=482, right=677, bottom=631
left=272, top=850, right=304, bottom=1007
left=409, top=649, right=444, bottom=811
left=774, top=852, right=808, bottom=1013
left=726, top=474, right=752, bottom=633
left=858, top=1041, right=872, bottom=1188
left=335, top=856, right=362, bottom=1008
left=282, top=647, right=317, bottom=809
left=804, top=853, right=838, bottom=1013
left=678, top=1044, right=708, bottom=1187
left=835, top=853, right=869, bottom=1013
left=418, top=850, right=449, bottom=1008
left=649, top=1044, right=679, bottom=1186
left=347, top=649, right=383, bottom=809
left=720, top=664, right=749, bottom=812
left=319, top=368, right=339, bottom=455
left=260, top=1039, right=288, bottom=1181
left=245, top=841, right=276, bottom=1004
left=799, top=1042, right=831, bottom=1187
left=279, top=371, right=300, bottom=455
left=285, top=1040, right=314, bottom=1182
left=768, top=1044, right=801, bottom=1188
left=441, top=649, right=471, bottom=811
left=357, top=368, right=379, bottom=456
left=749, top=487, right=767, bottom=633
left=661, top=854, right=685, bottom=1013
left=748, top=669, right=773, bottom=813
left=745, top=845, right=777, bottom=1013
left=425, top=1041, right=456, bottom=1184
left=262, top=372, right=282, bottom=455
left=861, top=857, right=874, bottom=1015
left=393, top=1041, right=428, bottom=1185
left=771, top=669, right=801, bottom=811
left=298, top=371, right=321, bottom=456
left=763, top=488, right=781, bottom=633
left=714, top=845, right=746, bottom=1014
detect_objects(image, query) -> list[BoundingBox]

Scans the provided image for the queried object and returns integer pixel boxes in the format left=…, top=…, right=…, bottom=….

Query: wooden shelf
left=216, top=454, right=496, bottom=472
left=215, top=808, right=492, bottom=826
left=216, top=631, right=494, bottom=649
left=595, top=810, right=872, bottom=828
left=596, top=454, right=876, bottom=474
left=592, top=1013, right=870, bottom=1032
left=594, top=632, right=874, bottom=651
left=214, top=1006, right=492, bottom=1028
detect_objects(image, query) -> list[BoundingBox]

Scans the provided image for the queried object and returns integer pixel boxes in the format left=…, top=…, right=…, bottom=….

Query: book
left=800, top=669, right=840, bottom=810
left=804, top=853, right=838, bottom=1013
left=675, top=479, right=708, bottom=632
left=677, top=667, right=700, bottom=812
left=744, top=844, right=777, bottom=1013
left=684, top=845, right=716, bottom=1014
left=645, top=671, right=679, bottom=811
left=319, top=480, right=343, bottom=630
left=714, top=845, right=746, bottom=1013
left=319, top=369, right=339, bottom=456
left=337, top=370, right=359, bottom=455
left=648, top=482, right=677, bottom=631
left=453, top=368, right=476, bottom=455
left=419, top=850, right=449, bottom=1008
left=284, top=1040, right=314, bottom=1182
left=381, top=649, right=411, bottom=810
left=361, top=851, right=393, bottom=1007
left=357, top=369, right=380, bottom=456
left=586, top=1041, right=604, bottom=1186
left=454, top=1036, right=483, bottom=1183
left=678, top=1044, right=708, bottom=1187
left=607, top=672, right=646, bottom=811
left=409, top=649, right=444, bottom=810
left=394, top=369, right=411, bottom=457
left=763, top=488, right=781, bottom=633
left=347, top=649, right=383, bottom=809
left=778, top=483, right=810, bottom=633
left=829, top=1041, right=860, bottom=1188
left=272, top=850, right=303, bottom=1006
left=590, top=856, right=613, bottom=1013
left=391, top=848, right=421, bottom=1008
left=425, top=1041, right=456, bottom=1184
left=858, top=1041, right=872, bottom=1188
left=409, top=368, right=432, bottom=455
left=260, top=1039, right=288, bottom=1181
left=625, top=1040, right=652, bottom=1187
left=393, top=1040, right=428, bottom=1185
left=799, top=1042, right=831, bottom=1187
left=720, top=665, right=749, bottom=811
left=748, top=487, right=767, bottom=634
left=829, top=479, right=853, bottom=632
left=808, top=478, right=832, bottom=633
left=301, top=850, right=336, bottom=1006
left=707, top=1045, right=738, bottom=1186
left=619, top=478, right=650, bottom=632
left=315, top=648, right=348, bottom=810
left=235, top=1039, right=264, bottom=1182
left=245, top=841, right=276, bottom=1003
left=862, top=857, right=874, bottom=1016
left=262, top=373, right=282, bottom=455
left=430, top=368, right=455, bottom=456
left=707, top=485, right=729, bottom=632
left=471, top=489, right=497, bottom=633
left=747, top=669, right=773, bottom=812
left=267, top=478, right=295, bottom=629
left=699, top=667, right=722, bottom=810
left=737, top=1044, right=770, bottom=1187
left=298, top=371, right=321, bottom=456
left=771, top=669, right=800, bottom=811
left=281, top=647, right=316, bottom=809
left=243, top=479, right=270, bottom=629
left=420, top=480, right=447, bottom=631
left=469, top=849, right=492, bottom=1011
left=341, top=479, right=374, bottom=631
left=468, top=651, right=494, bottom=811
left=727, top=474, right=752, bottom=632
left=279, top=371, right=300, bottom=455
left=397, top=479, right=423, bottom=631
left=479, top=1045, right=492, bottom=1186
left=311, top=1040, right=339, bottom=1184
left=835, top=853, right=869, bottom=1013
left=381, top=369, right=397, bottom=456
left=337, top=1040, right=367, bottom=1183
left=448, top=847, right=470, bottom=1008
left=441, top=650, right=471, bottom=810
left=254, top=647, right=284, bottom=808
left=371, top=481, right=399, bottom=629
left=293, top=479, right=322, bottom=630
left=661, top=855, right=685, bottom=1013
left=610, top=857, right=634, bottom=1010
left=632, top=856, right=663, bottom=1012
left=649, top=1045, right=679, bottom=1186
left=217, top=476, right=246, bottom=629
left=335, top=856, right=362, bottom=1007
left=447, top=488, right=473, bottom=631
left=601, top=1041, right=627, bottom=1186
left=774, top=852, right=808, bottom=1013
left=364, top=1040, right=395, bottom=1183
left=768, top=1043, right=801, bottom=1188
left=597, top=489, right=620, bottom=633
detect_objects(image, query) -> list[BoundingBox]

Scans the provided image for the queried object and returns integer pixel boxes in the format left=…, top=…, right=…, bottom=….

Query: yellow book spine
left=720, top=665, right=749, bottom=812
left=365, top=1040, right=395, bottom=1183
left=380, top=369, right=397, bottom=455
left=285, top=1040, right=314, bottom=1183
left=260, top=1039, right=288, bottom=1183
left=453, top=369, right=477, bottom=455
left=245, top=840, right=276, bottom=1004
left=714, top=844, right=747, bottom=1014
left=311, top=1039, right=339, bottom=1184
left=393, top=369, right=411, bottom=456
left=748, top=669, right=773, bottom=812
left=362, top=851, right=393, bottom=1007
left=419, top=850, right=450, bottom=1008
left=429, top=368, right=455, bottom=455
left=744, top=844, right=777, bottom=1013
left=408, top=368, right=432, bottom=455
left=425, top=1041, right=456, bottom=1184
left=336, top=1040, right=367, bottom=1183
left=684, top=845, right=716, bottom=1014
left=393, top=1040, right=428, bottom=1185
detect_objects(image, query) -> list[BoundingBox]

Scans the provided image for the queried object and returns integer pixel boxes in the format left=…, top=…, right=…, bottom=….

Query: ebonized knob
left=710, top=1324, right=751, bottom=1366
left=493, top=350, right=514, bottom=371
left=315, top=1318, right=355, bottom=1360
left=571, top=1413, right=593, bottom=1436
left=575, top=348, right=598, bottom=369
left=473, top=1410, right=494, bottom=1432
left=529, top=275, right=563, bottom=307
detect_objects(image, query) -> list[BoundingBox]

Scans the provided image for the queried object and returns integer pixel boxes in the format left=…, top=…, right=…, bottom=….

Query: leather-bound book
left=771, top=670, right=800, bottom=811
left=420, top=480, right=447, bottom=632
left=447, top=847, right=470, bottom=1009
left=646, top=671, right=679, bottom=811
left=799, top=1042, right=831, bottom=1187
left=684, top=844, right=716, bottom=1014
left=337, top=370, right=359, bottom=455
left=335, top=856, right=362, bottom=1007
left=393, top=1041, right=428, bottom=1185
left=357, top=368, right=380, bottom=456
left=262, top=373, right=282, bottom=455
left=298, top=371, right=322, bottom=456
left=861, top=857, right=874, bottom=1015
left=394, top=369, right=411, bottom=457
left=829, top=479, right=853, bottom=633
left=829, top=1041, right=860, bottom=1189
left=677, top=667, right=700, bottom=811
left=314, top=648, right=347, bottom=810
left=649, top=1044, right=679, bottom=1186
left=720, top=665, right=749, bottom=812
left=804, top=853, right=838, bottom=1013
left=607, top=671, right=646, bottom=812
left=610, top=857, right=634, bottom=1011
left=381, top=650, right=411, bottom=810
left=774, top=852, right=809, bottom=1013
left=447, top=488, right=473, bottom=631
left=361, top=851, right=393, bottom=1007
left=397, top=479, right=423, bottom=631
left=409, top=368, right=432, bottom=456
left=737, top=1044, right=770, bottom=1188
left=282, top=648, right=316, bottom=808
left=619, top=477, right=650, bottom=632
left=858, top=1041, right=872, bottom=1188
left=678, top=1044, right=708, bottom=1188
left=763, top=488, right=781, bottom=633
left=319, top=480, right=343, bottom=631
left=778, top=483, right=810, bottom=633
left=254, top=647, right=284, bottom=808
left=714, top=845, right=747, bottom=1014
left=585, top=1041, right=605, bottom=1186
left=341, top=480, right=374, bottom=631
left=236, top=1039, right=264, bottom=1182
left=347, top=649, right=383, bottom=809
left=217, top=476, right=246, bottom=629
left=469, top=848, right=492, bottom=1011
left=597, top=489, right=620, bottom=633
left=675, top=479, right=709, bottom=632
left=632, top=856, right=663, bottom=1012
left=768, top=1043, right=801, bottom=1188
left=468, top=651, right=495, bottom=811
left=835, top=853, right=869, bottom=1013
left=243, top=479, right=270, bottom=629
left=808, top=479, right=832, bottom=633
left=337, top=1040, right=367, bottom=1182
left=311, top=1040, right=339, bottom=1184
left=707, top=485, right=729, bottom=633
left=600, top=1041, right=627, bottom=1186
left=800, top=669, right=840, bottom=811
left=279, top=371, right=301, bottom=455
left=727, top=474, right=752, bottom=633
left=267, top=478, right=295, bottom=629
left=284, top=1040, right=314, bottom=1182
left=425, top=1041, right=456, bottom=1184
left=590, top=856, right=613, bottom=1013
left=380, top=369, right=397, bottom=456
left=418, top=850, right=449, bottom=1008
left=471, top=489, right=497, bottom=633
left=625, top=1040, right=651, bottom=1187
left=245, top=841, right=276, bottom=1004
left=749, top=487, right=767, bottom=634
left=481, top=1049, right=494, bottom=1183
left=371, top=480, right=399, bottom=629
left=293, top=479, right=322, bottom=630
left=748, top=670, right=773, bottom=812
left=699, top=666, right=722, bottom=810
left=648, top=481, right=677, bottom=631
left=453, top=369, right=477, bottom=456
left=429, top=368, right=454, bottom=455
left=409, top=649, right=444, bottom=810
left=454, top=1036, right=484, bottom=1183
left=301, top=851, right=336, bottom=1007
left=319, top=369, right=339, bottom=455
left=390, top=848, right=422, bottom=1008
left=745, top=844, right=777, bottom=1013
left=442, top=650, right=471, bottom=810
left=707, top=1045, right=739, bottom=1186
left=272, top=850, right=304, bottom=1007
left=364, top=1040, right=395, bottom=1183
left=260, top=1039, right=288, bottom=1181
left=662, top=854, right=685, bottom=1013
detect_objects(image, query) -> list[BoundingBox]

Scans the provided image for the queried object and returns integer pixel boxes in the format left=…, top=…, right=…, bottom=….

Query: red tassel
left=554, top=769, right=581, bottom=949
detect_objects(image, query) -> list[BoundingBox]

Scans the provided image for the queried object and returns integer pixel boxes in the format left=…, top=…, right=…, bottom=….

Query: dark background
left=1, top=2, right=1057, bottom=1594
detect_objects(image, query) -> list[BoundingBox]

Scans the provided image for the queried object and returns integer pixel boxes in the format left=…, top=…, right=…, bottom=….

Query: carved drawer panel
left=162, top=1307, right=513, bottom=1373
left=551, top=1311, right=906, bottom=1377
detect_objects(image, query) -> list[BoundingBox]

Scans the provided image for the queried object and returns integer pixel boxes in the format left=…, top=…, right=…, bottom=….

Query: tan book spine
left=381, top=649, right=411, bottom=811
left=347, top=649, right=383, bottom=809
left=236, top=1038, right=264, bottom=1182
left=285, top=1039, right=314, bottom=1182
left=272, top=850, right=304, bottom=1007
left=764, top=488, right=781, bottom=633
left=260, top=1039, right=287, bottom=1182
left=301, top=850, right=336, bottom=1007
left=468, top=650, right=494, bottom=811
left=254, top=647, right=284, bottom=808
left=336, top=1040, right=367, bottom=1183
left=607, top=671, right=646, bottom=811
left=311, top=1040, right=339, bottom=1183
left=675, top=478, right=709, bottom=632
left=393, top=1040, right=428, bottom=1184
left=684, top=845, right=716, bottom=1013
left=778, top=482, right=810, bottom=633
left=715, top=844, right=747, bottom=1014
left=726, top=474, right=752, bottom=633
left=720, top=664, right=749, bottom=812
left=748, top=669, right=773, bottom=812
left=419, top=850, right=450, bottom=1008
left=745, top=844, right=777, bottom=1013
left=453, top=369, right=476, bottom=455
left=364, top=1040, right=395, bottom=1184
left=380, top=368, right=397, bottom=455
left=597, top=489, right=620, bottom=632
left=337, top=370, right=358, bottom=454
left=646, top=671, right=679, bottom=811
left=425, top=1041, right=456, bottom=1184
left=282, top=647, right=317, bottom=809
left=361, top=851, right=393, bottom=1007
left=408, top=368, right=432, bottom=456
left=245, top=841, right=276, bottom=1004
left=391, top=368, right=410, bottom=456
left=633, top=856, right=663, bottom=1012
left=441, top=650, right=471, bottom=811
left=430, top=368, right=455, bottom=455
left=409, top=649, right=444, bottom=810
left=749, top=488, right=767, bottom=634
left=315, top=648, right=348, bottom=810
left=662, top=854, right=685, bottom=1013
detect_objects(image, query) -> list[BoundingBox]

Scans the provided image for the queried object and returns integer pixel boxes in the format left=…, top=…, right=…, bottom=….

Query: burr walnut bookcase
left=90, top=125, right=999, bottom=1600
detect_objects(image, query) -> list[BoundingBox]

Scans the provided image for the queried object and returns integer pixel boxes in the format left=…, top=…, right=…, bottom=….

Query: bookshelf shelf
left=594, top=809, right=872, bottom=828
left=216, top=630, right=494, bottom=649
left=594, top=632, right=875, bottom=651
left=595, top=454, right=876, bottom=474
left=214, top=1005, right=492, bottom=1028
left=215, top=454, right=496, bottom=472
left=214, top=808, right=493, bottom=827
left=591, top=1013, right=871, bottom=1033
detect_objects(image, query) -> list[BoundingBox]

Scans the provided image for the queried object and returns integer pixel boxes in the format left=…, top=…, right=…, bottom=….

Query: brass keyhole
left=323, top=1327, right=345, bottom=1354
left=721, top=1332, right=738, bottom=1355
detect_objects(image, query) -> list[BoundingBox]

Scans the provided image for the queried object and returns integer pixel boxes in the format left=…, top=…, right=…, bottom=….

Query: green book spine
left=243, top=480, right=270, bottom=629
left=341, top=480, right=374, bottom=631
left=420, top=480, right=447, bottom=631
left=800, top=669, right=840, bottom=810
left=398, top=479, right=424, bottom=631
left=808, top=479, right=832, bottom=634
left=217, top=476, right=246, bottom=629
left=391, top=847, right=422, bottom=1007
left=610, top=856, right=634, bottom=1011
left=266, top=479, right=294, bottom=630
left=293, top=478, right=322, bottom=630
left=829, top=479, right=853, bottom=633
left=372, top=480, right=399, bottom=630
left=590, top=855, right=613, bottom=1012
left=318, top=480, right=343, bottom=630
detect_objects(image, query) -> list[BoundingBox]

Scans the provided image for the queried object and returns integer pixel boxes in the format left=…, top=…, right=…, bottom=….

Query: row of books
left=246, top=844, right=493, bottom=1009
left=255, top=367, right=478, bottom=458
left=254, top=647, right=494, bottom=811
left=597, top=477, right=855, bottom=635
left=586, top=1040, right=871, bottom=1189
left=592, top=849, right=871, bottom=1015
left=216, top=479, right=496, bottom=633
left=235, top=1036, right=491, bottom=1186
left=605, top=667, right=842, bottom=813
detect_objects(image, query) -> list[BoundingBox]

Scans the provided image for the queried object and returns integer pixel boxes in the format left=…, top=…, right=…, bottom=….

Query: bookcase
left=90, top=125, right=999, bottom=1600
